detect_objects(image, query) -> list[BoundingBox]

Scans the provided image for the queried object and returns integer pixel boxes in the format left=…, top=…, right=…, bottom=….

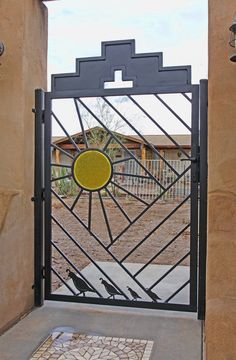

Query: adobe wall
left=206, top=1, right=236, bottom=358
left=0, top=0, right=47, bottom=333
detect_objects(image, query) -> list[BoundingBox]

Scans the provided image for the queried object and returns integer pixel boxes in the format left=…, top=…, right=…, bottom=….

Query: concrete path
left=0, top=301, right=202, bottom=360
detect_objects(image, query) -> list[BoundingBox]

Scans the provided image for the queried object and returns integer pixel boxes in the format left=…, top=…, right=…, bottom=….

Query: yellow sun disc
left=72, top=149, right=112, bottom=191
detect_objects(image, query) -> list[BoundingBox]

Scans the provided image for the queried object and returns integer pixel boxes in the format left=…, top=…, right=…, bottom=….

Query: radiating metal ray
left=51, top=143, right=74, bottom=160
left=51, top=163, right=71, bottom=168
left=88, top=192, right=92, bottom=231
left=52, top=111, right=80, bottom=152
left=103, top=135, right=113, bottom=151
left=71, top=189, right=83, bottom=211
left=113, top=171, right=153, bottom=180
left=98, top=191, right=113, bottom=243
left=51, top=174, right=72, bottom=182
left=105, top=188, right=131, bottom=224
left=111, top=181, right=149, bottom=205
left=74, top=99, right=89, bottom=148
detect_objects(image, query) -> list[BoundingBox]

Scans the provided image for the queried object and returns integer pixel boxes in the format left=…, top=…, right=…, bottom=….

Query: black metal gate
left=33, top=40, right=207, bottom=318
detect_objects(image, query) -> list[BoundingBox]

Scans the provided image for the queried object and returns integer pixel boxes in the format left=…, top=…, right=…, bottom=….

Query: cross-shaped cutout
left=104, top=70, right=133, bottom=89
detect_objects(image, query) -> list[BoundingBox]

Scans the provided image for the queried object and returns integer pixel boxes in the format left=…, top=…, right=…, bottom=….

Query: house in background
left=52, top=126, right=191, bottom=164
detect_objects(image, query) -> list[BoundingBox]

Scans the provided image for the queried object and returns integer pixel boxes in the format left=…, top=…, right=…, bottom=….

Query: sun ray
left=98, top=191, right=113, bottom=243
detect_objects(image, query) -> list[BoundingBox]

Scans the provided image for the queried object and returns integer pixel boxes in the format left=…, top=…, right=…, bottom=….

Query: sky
left=44, top=0, right=208, bottom=136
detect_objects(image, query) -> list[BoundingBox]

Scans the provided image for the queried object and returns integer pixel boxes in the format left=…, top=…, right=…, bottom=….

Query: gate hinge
left=41, top=188, right=45, bottom=201
left=32, top=108, right=45, bottom=123
left=42, top=110, right=45, bottom=123
left=31, top=188, right=45, bottom=202
left=41, top=266, right=45, bottom=279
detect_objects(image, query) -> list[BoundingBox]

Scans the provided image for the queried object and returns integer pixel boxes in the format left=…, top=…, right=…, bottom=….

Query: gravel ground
left=51, top=194, right=190, bottom=290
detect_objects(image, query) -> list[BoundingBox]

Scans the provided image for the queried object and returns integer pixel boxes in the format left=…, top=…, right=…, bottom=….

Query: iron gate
left=34, top=40, right=207, bottom=318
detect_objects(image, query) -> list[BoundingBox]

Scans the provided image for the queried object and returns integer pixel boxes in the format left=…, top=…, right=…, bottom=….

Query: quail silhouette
left=146, top=288, right=161, bottom=302
left=66, top=269, right=95, bottom=296
left=127, top=286, right=142, bottom=301
left=99, top=278, right=123, bottom=299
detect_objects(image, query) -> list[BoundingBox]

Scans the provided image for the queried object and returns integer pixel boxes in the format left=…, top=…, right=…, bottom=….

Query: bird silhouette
left=127, top=286, right=141, bottom=301
left=146, top=288, right=161, bottom=302
left=99, top=278, right=123, bottom=299
left=66, top=269, right=95, bottom=296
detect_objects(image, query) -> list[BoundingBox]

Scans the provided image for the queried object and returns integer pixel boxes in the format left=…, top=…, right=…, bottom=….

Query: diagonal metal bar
left=98, top=191, right=113, bottom=243
left=77, top=98, right=165, bottom=190
left=51, top=163, right=71, bottom=168
left=105, top=188, right=131, bottom=223
left=102, top=97, right=187, bottom=168
left=155, top=94, right=191, bottom=133
left=107, top=165, right=191, bottom=249
left=88, top=192, right=92, bottom=231
left=51, top=189, right=155, bottom=302
left=128, top=95, right=187, bottom=172
left=51, top=174, right=72, bottom=182
left=51, top=267, right=77, bottom=296
left=120, top=195, right=191, bottom=263
left=51, top=214, right=128, bottom=299
left=71, top=189, right=83, bottom=211
left=74, top=99, right=89, bottom=148
left=149, top=252, right=190, bottom=291
left=134, top=223, right=190, bottom=277
left=111, top=181, right=149, bottom=206
left=103, top=135, right=113, bottom=151
left=52, top=111, right=81, bottom=152
left=182, top=93, right=192, bottom=102
left=51, top=143, right=74, bottom=160
left=113, top=157, right=133, bottom=165
left=51, top=240, right=102, bottom=297
left=165, top=279, right=190, bottom=303
left=113, top=172, right=153, bottom=180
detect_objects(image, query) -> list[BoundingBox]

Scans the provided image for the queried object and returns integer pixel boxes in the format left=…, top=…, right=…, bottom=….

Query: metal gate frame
left=33, top=40, right=208, bottom=319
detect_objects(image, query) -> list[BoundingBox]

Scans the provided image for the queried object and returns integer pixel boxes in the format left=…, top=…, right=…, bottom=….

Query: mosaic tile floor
left=30, top=331, right=153, bottom=360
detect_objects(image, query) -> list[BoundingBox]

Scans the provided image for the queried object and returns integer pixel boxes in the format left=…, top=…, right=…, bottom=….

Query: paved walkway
left=0, top=301, right=202, bottom=360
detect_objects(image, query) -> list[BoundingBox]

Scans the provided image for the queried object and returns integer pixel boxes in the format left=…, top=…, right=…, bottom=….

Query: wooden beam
left=55, top=149, right=60, bottom=164
left=141, top=144, right=146, bottom=160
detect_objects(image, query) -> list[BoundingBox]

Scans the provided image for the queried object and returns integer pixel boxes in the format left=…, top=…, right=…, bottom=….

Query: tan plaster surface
left=0, top=0, right=47, bottom=333
left=206, top=1, right=236, bottom=359
left=0, top=189, right=19, bottom=233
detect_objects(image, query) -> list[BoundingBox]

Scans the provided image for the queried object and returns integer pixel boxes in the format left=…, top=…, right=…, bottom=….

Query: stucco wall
left=0, top=0, right=47, bottom=333
left=206, top=1, right=236, bottom=358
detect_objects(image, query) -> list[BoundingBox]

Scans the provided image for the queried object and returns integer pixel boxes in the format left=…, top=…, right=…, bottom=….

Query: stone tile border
left=30, top=331, right=154, bottom=359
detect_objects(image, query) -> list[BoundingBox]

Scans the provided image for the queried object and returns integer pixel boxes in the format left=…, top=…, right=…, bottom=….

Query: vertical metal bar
left=189, top=85, right=199, bottom=310
left=198, top=79, right=208, bottom=320
left=44, top=92, right=52, bottom=299
left=34, top=89, right=45, bottom=306
left=88, top=192, right=92, bottom=231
